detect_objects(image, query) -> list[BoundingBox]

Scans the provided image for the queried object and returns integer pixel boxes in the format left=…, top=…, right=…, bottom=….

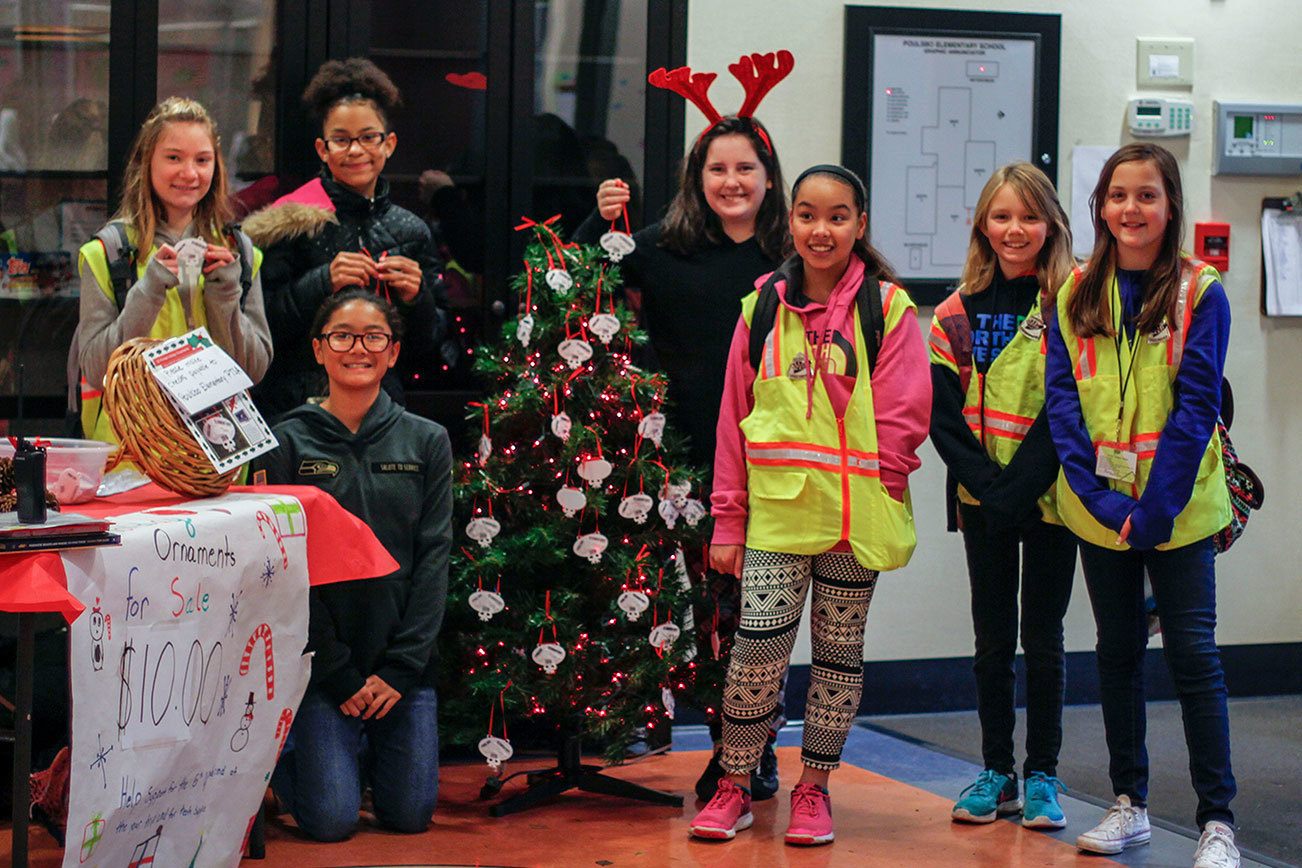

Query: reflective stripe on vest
left=1053, top=257, right=1230, bottom=550
left=738, top=278, right=918, bottom=571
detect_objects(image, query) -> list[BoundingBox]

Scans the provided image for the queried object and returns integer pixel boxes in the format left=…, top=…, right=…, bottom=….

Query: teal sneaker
left=952, top=769, right=1021, bottom=823
left=1021, top=772, right=1067, bottom=829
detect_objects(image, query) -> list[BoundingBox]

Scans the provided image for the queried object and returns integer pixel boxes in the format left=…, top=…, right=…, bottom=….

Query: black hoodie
left=253, top=390, right=453, bottom=704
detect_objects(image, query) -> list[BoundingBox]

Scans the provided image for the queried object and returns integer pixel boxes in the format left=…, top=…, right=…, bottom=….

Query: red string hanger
left=647, top=50, right=795, bottom=152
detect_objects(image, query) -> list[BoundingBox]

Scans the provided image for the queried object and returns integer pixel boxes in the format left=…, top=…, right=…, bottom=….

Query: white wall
left=688, top=0, right=1302, bottom=665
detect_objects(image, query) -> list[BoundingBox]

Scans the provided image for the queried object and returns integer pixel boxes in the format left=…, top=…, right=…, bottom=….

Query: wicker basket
left=102, top=337, right=238, bottom=497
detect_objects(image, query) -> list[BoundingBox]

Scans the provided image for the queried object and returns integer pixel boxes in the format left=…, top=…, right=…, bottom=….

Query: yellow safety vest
left=78, top=227, right=262, bottom=445
left=929, top=286, right=1059, bottom=522
left=1052, top=258, right=1231, bottom=550
left=739, top=279, right=918, bottom=571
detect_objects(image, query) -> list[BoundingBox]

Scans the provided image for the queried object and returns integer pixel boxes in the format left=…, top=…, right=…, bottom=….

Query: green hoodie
left=254, top=390, right=452, bottom=704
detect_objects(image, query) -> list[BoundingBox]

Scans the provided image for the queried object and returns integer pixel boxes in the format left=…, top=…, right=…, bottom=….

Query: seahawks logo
left=1147, top=321, right=1171, bottom=344
left=297, top=458, right=339, bottom=478
left=786, top=351, right=809, bottom=380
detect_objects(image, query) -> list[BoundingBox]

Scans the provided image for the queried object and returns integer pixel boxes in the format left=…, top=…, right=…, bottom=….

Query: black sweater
left=929, top=270, right=1059, bottom=531
left=574, top=210, right=779, bottom=471
left=253, top=391, right=453, bottom=704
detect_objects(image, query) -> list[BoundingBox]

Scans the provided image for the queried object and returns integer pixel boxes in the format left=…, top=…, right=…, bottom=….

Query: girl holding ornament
left=928, top=162, right=1078, bottom=830
left=254, top=289, right=452, bottom=841
left=573, top=53, right=796, bottom=802
left=695, top=164, right=930, bottom=845
left=244, top=58, right=445, bottom=422
left=73, top=96, right=271, bottom=443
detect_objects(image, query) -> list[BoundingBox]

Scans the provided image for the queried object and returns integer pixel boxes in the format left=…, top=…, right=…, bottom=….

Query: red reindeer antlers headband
left=647, top=50, right=794, bottom=153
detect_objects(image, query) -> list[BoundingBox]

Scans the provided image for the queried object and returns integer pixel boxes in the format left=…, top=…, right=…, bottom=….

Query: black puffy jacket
left=244, top=170, right=446, bottom=421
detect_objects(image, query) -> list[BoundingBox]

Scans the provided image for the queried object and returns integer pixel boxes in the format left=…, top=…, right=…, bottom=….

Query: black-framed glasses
left=319, top=331, right=394, bottom=352
left=323, top=131, right=388, bottom=152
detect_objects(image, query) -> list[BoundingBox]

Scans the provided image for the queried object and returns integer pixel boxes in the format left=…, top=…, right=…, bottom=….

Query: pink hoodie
left=711, top=255, right=932, bottom=547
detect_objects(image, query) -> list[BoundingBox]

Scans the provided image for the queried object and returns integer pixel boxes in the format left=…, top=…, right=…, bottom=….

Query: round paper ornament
left=617, top=492, right=654, bottom=524
left=649, top=620, right=682, bottom=651
left=545, top=269, right=573, bottom=293
left=617, top=589, right=650, bottom=621
left=465, top=516, right=501, bottom=548
left=657, top=498, right=680, bottom=530
left=516, top=313, right=535, bottom=347
left=587, top=313, right=621, bottom=345
left=662, top=686, right=676, bottom=719
left=636, top=412, right=666, bottom=447
left=557, top=338, right=593, bottom=369
left=532, top=641, right=566, bottom=674
left=555, top=485, right=586, bottom=517
left=577, top=457, right=613, bottom=486
left=478, top=735, right=514, bottom=771
left=477, top=433, right=493, bottom=467
left=682, top=498, right=708, bottom=527
left=572, top=531, right=609, bottom=563
left=600, top=231, right=636, bottom=261
left=469, top=589, right=505, bottom=622
left=550, top=411, right=572, bottom=441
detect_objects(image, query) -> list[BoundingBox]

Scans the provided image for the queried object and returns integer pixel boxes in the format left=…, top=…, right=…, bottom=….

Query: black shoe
left=750, top=733, right=780, bottom=801
left=694, top=749, right=725, bottom=802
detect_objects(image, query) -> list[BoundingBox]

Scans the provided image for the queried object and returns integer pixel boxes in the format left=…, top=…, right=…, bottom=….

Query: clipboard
left=1261, top=194, right=1302, bottom=317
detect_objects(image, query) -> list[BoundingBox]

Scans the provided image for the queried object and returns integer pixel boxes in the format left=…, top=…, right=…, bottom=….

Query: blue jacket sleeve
left=1126, top=281, right=1230, bottom=549
left=1044, top=306, right=1137, bottom=533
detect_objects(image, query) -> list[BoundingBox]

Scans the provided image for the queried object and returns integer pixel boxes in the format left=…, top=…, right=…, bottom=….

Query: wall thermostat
left=1213, top=101, right=1302, bottom=175
left=1127, top=97, right=1194, bottom=137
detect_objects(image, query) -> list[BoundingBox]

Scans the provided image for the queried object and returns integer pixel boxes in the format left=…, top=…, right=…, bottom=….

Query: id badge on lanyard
left=1096, top=308, right=1140, bottom=484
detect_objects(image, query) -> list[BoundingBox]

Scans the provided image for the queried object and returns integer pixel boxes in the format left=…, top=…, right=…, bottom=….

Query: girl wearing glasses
left=254, top=288, right=453, bottom=841
left=245, top=58, right=446, bottom=422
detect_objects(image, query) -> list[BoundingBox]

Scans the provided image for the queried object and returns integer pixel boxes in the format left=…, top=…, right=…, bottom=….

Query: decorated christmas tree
left=440, top=218, right=714, bottom=776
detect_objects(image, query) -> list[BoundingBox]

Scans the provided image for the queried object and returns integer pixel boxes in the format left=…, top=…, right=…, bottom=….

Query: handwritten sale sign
left=143, top=328, right=253, bottom=416
left=62, top=494, right=311, bottom=867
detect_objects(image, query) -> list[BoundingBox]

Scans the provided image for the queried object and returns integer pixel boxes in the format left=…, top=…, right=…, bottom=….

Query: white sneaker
left=1193, top=821, right=1240, bottom=868
left=1076, top=795, right=1151, bottom=854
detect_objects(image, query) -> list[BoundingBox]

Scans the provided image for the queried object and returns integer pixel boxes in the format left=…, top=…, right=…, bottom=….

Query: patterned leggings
left=720, top=548, right=879, bottom=774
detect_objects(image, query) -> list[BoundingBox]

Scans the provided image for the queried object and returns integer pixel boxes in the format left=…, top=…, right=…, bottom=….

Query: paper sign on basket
left=144, top=327, right=252, bottom=416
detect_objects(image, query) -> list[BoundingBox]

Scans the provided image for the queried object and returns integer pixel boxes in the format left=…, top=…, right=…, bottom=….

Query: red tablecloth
left=0, top=483, right=398, bottom=622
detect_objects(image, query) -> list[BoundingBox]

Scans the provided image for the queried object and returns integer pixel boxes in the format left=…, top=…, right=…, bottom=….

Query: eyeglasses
left=323, top=131, right=387, bottom=152
left=319, top=331, right=394, bottom=352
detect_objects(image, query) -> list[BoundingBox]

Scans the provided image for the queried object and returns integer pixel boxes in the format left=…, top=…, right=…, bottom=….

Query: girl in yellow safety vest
left=928, top=163, right=1079, bottom=831
left=1045, top=143, right=1241, bottom=867
left=691, top=165, right=930, bottom=846
left=73, top=97, right=271, bottom=443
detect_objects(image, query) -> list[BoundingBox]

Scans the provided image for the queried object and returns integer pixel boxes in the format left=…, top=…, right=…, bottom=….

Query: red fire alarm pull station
left=1195, top=221, right=1230, bottom=272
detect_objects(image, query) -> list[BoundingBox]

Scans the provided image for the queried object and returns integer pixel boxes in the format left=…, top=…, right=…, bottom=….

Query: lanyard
left=1112, top=292, right=1141, bottom=441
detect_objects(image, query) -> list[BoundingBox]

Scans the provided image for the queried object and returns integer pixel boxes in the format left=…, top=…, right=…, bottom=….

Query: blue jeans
left=1079, top=537, right=1235, bottom=827
left=272, top=685, right=439, bottom=841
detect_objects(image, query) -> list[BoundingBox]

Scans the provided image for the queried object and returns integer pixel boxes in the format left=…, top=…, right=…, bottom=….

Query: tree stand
left=485, top=732, right=683, bottom=817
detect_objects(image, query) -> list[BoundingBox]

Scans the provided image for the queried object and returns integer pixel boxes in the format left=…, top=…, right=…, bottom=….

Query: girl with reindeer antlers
left=573, top=50, right=794, bottom=804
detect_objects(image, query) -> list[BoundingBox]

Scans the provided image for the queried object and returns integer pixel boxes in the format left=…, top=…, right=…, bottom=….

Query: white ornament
left=550, top=412, right=572, bottom=441
left=599, top=231, right=636, bottom=262
left=202, top=415, right=237, bottom=450
left=532, top=641, right=566, bottom=674
left=682, top=498, right=708, bottom=528
left=516, top=313, right=535, bottom=347
left=617, top=492, right=654, bottom=524
left=572, top=531, right=609, bottom=563
left=577, top=457, right=613, bottom=486
left=661, top=480, right=691, bottom=509
left=555, top=485, right=587, bottom=518
left=558, top=338, right=593, bottom=369
left=465, top=516, right=501, bottom=548
left=658, top=498, right=680, bottom=530
left=174, top=236, right=207, bottom=288
left=617, top=590, right=650, bottom=621
left=649, top=620, right=681, bottom=651
left=661, top=686, right=676, bottom=719
left=469, top=589, right=505, bottom=621
left=636, top=412, right=667, bottom=447
left=587, top=313, right=621, bottom=345
left=479, top=735, right=514, bottom=771
left=545, top=269, right=574, bottom=294
left=478, top=433, right=493, bottom=467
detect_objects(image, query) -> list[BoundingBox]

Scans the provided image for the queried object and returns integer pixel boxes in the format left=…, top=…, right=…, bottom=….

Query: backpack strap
left=856, top=277, right=885, bottom=375
left=96, top=222, right=136, bottom=313
left=224, top=224, right=255, bottom=304
left=747, top=272, right=783, bottom=371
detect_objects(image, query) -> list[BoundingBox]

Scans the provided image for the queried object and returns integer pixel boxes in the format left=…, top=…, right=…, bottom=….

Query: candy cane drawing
left=239, top=623, right=275, bottom=700
left=256, top=510, right=288, bottom=569
left=266, top=707, right=294, bottom=782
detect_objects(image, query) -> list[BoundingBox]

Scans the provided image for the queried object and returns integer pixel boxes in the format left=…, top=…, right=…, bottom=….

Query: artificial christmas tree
left=440, top=217, right=713, bottom=814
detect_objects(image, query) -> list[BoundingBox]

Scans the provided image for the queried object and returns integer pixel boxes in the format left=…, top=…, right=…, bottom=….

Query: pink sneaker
left=785, top=782, right=834, bottom=845
left=688, top=779, right=754, bottom=840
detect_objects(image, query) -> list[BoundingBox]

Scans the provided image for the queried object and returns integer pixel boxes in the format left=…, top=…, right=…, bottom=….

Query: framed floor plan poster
left=843, top=8, right=1060, bottom=304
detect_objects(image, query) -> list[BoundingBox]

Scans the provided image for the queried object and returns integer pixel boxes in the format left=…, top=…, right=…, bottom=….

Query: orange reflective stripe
left=1094, top=432, right=1161, bottom=460
left=881, top=282, right=899, bottom=316
left=929, top=321, right=956, bottom=364
left=747, top=442, right=881, bottom=475
left=750, top=439, right=879, bottom=461
left=1075, top=337, right=1096, bottom=379
left=837, top=418, right=851, bottom=541
left=761, top=329, right=777, bottom=379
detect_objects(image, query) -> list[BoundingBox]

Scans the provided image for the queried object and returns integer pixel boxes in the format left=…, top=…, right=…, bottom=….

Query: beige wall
left=688, top=1, right=1302, bottom=665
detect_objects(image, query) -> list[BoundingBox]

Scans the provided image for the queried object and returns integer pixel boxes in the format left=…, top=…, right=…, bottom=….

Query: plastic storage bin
left=0, top=437, right=113, bottom=504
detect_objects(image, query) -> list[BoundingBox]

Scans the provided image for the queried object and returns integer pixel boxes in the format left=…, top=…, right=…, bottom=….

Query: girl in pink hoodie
left=689, top=165, right=930, bottom=846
